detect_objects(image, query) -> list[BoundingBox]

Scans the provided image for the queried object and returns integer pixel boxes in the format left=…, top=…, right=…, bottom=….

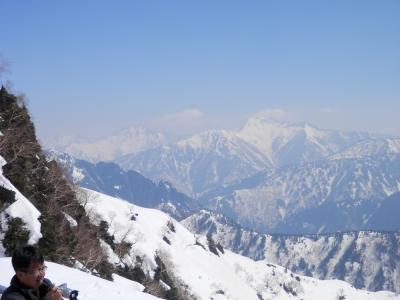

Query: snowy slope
left=0, top=258, right=160, bottom=300
left=0, top=156, right=41, bottom=246
left=330, top=138, right=400, bottom=160
left=47, top=150, right=199, bottom=220
left=182, top=210, right=400, bottom=293
left=201, top=153, right=400, bottom=233
left=76, top=188, right=400, bottom=300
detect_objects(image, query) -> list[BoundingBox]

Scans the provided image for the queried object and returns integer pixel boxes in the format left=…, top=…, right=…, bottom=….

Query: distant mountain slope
left=48, top=150, right=199, bottom=220
left=237, top=117, right=370, bottom=167
left=329, top=137, right=400, bottom=160
left=116, top=130, right=271, bottom=197
left=115, top=119, right=371, bottom=198
left=365, top=192, right=400, bottom=231
left=77, top=188, right=399, bottom=300
left=182, top=210, right=400, bottom=293
left=53, top=127, right=166, bottom=162
left=201, top=153, right=400, bottom=233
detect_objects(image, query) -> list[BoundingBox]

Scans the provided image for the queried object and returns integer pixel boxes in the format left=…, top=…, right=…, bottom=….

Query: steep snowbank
left=0, top=156, right=41, bottom=244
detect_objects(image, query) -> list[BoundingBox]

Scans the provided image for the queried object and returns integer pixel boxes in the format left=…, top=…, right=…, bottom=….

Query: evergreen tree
left=3, top=217, right=30, bottom=256
left=0, top=87, right=113, bottom=278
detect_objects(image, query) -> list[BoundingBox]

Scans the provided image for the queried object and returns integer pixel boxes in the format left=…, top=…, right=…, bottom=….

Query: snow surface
left=77, top=188, right=400, bottom=300
left=330, top=138, right=400, bottom=160
left=0, top=258, right=160, bottom=300
left=1, top=148, right=399, bottom=299
left=182, top=210, right=400, bottom=293
left=0, top=156, right=41, bottom=244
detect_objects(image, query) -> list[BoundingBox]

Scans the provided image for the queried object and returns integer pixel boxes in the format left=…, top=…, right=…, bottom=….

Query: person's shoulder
left=0, top=288, right=25, bottom=300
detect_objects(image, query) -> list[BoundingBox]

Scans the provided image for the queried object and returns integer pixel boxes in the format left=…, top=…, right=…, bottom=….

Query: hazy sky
left=1, top=0, right=399, bottom=144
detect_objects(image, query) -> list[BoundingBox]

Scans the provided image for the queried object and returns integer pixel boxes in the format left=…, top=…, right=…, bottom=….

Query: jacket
left=0, top=276, right=52, bottom=300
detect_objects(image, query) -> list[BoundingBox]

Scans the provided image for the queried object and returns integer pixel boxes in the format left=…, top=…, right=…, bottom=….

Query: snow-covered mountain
left=53, top=127, right=166, bottom=162
left=1, top=150, right=399, bottom=299
left=4, top=85, right=397, bottom=299
left=237, top=117, right=370, bottom=167
left=47, top=150, right=199, bottom=220
left=200, top=153, right=400, bottom=233
left=74, top=188, right=399, bottom=300
left=116, top=130, right=271, bottom=197
left=329, top=137, right=400, bottom=160
left=182, top=210, right=400, bottom=293
left=115, top=119, right=371, bottom=198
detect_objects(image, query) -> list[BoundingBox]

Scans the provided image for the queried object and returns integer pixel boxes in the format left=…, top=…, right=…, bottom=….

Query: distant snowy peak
left=55, top=127, right=166, bottom=162
left=177, top=130, right=237, bottom=149
left=176, top=130, right=270, bottom=164
left=237, top=118, right=300, bottom=161
left=45, top=150, right=85, bottom=183
left=46, top=149, right=76, bottom=166
left=116, top=130, right=272, bottom=197
left=330, top=137, right=400, bottom=160
left=237, top=118, right=370, bottom=167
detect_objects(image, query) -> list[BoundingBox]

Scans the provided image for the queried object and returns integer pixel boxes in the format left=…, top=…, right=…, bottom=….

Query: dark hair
left=11, top=245, right=44, bottom=272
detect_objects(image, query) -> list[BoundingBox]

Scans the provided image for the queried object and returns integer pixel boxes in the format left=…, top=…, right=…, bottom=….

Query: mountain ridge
left=200, top=152, right=400, bottom=233
left=47, top=150, right=199, bottom=220
left=182, top=209, right=400, bottom=293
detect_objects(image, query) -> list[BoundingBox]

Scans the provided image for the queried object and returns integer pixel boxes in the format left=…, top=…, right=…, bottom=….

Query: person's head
left=12, top=245, right=47, bottom=288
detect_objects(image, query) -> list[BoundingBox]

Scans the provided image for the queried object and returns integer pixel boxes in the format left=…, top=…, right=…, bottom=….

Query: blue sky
left=1, top=0, right=399, bottom=143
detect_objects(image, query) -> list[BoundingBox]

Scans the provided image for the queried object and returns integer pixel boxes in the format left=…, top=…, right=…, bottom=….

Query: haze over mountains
left=53, top=127, right=166, bottom=162
left=48, top=114, right=400, bottom=295
left=54, top=116, right=373, bottom=195
left=51, top=116, right=400, bottom=235
left=1, top=84, right=398, bottom=299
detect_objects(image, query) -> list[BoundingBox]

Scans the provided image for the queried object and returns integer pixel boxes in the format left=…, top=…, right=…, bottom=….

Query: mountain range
left=4, top=150, right=397, bottom=299
left=47, top=150, right=199, bottom=220
left=114, top=118, right=372, bottom=198
left=116, top=130, right=270, bottom=197
left=52, top=127, right=166, bottom=162
left=182, top=209, right=400, bottom=293
left=236, top=118, right=370, bottom=167
left=200, top=148, right=400, bottom=233
left=74, top=187, right=400, bottom=300
left=2, top=86, right=400, bottom=299
left=51, top=118, right=400, bottom=237
left=52, top=117, right=372, bottom=199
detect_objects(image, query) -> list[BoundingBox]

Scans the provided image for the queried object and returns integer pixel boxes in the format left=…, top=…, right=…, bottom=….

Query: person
left=1, top=245, right=63, bottom=300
